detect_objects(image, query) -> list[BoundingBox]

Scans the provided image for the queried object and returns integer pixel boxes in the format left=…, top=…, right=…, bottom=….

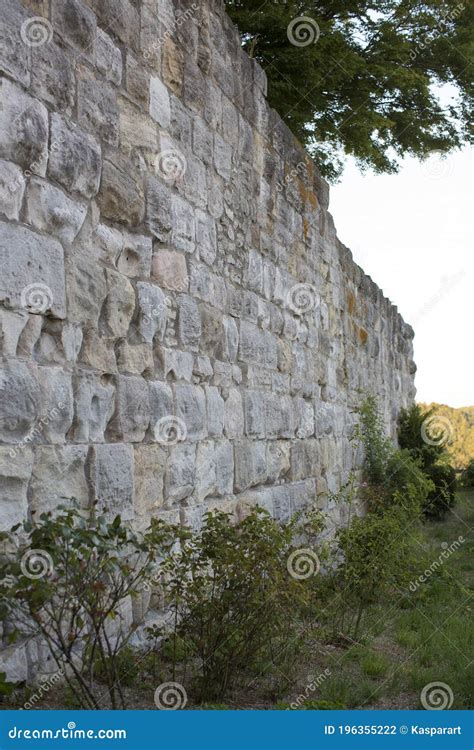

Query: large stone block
left=206, top=386, right=224, bottom=438
left=174, top=383, right=206, bottom=441
left=67, top=255, right=106, bottom=327
left=164, top=443, right=196, bottom=503
left=25, top=178, right=87, bottom=244
left=90, top=444, right=134, bottom=520
left=136, top=281, right=168, bottom=344
left=0, top=79, right=48, bottom=175
left=146, top=176, right=172, bottom=241
left=0, top=222, right=66, bottom=319
left=31, top=40, right=76, bottom=113
left=96, top=28, right=122, bottom=85
left=0, top=361, right=40, bottom=445
left=98, top=156, right=144, bottom=226
left=150, top=77, right=171, bottom=128
left=0, top=447, right=33, bottom=530
left=0, top=160, right=25, bottom=221
left=78, top=67, right=119, bottom=146
left=37, top=367, right=74, bottom=443
left=149, top=381, right=173, bottom=441
left=0, top=2, right=29, bottom=86
left=177, top=294, right=201, bottom=349
left=52, top=0, right=97, bottom=53
left=223, top=388, right=244, bottom=438
left=108, top=375, right=150, bottom=442
left=29, top=445, right=90, bottom=515
left=152, top=249, right=188, bottom=292
left=234, top=440, right=266, bottom=493
left=243, top=390, right=266, bottom=438
left=195, top=209, right=217, bottom=265
left=267, top=441, right=291, bottom=482
left=49, top=114, right=101, bottom=198
left=103, top=269, right=136, bottom=338
left=134, top=444, right=166, bottom=523
left=171, top=194, right=195, bottom=254
left=72, top=372, right=115, bottom=442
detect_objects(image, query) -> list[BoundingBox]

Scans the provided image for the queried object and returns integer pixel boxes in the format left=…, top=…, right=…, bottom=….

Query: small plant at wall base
left=0, top=506, right=175, bottom=709
left=154, top=508, right=316, bottom=702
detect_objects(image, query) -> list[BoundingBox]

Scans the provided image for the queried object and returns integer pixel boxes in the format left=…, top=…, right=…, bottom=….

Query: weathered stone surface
left=196, top=209, right=217, bottom=265
left=150, top=77, right=171, bottom=128
left=118, top=233, right=152, bottom=278
left=206, top=386, right=224, bottom=437
left=52, top=0, right=97, bottom=53
left=103, top=269, right=135, bottom=338
left=174, top=384, right=206, bottom=441
left=149, top=380, right=173, bottom=440
left=72, top=373, right=115, bottom=442
left=136, top=282, right=168, bottom=344
left=171, top=194, right=195, bottom=253
left=0, top=447, right=33, bottom=529
left=37, top=367, right=74, bottom=443
left=96, top=29, right=122, bottom=85
left=109, top=375, right=150, bottom=442
left=0, top=223, right=66, bottom=319
left=67, top=255, right=106, bottom=327
left=78, top=68, right=119, bottom=146
left=0, top=2, right=29, bottom=86
left=152, top=249, right=188, bottom=291
left=243, top=390, right=265, bottom=438
left=0, top=160, right=25, bottom=220
left=0, top=79, right=49, bottom=175
left=49, top=114, right=101, bottom=198
left=25, top=178, right=87, bottom=244
left=177, top=294, right=201, bottom=349
left=29, top=445, right=90, bottom=515
left=117, top=341, right=153, bottom=375
left=98, top=156, right=144, bottom=226
left=90, top=443, right=134, bottom=520
left=234, top=440, right=266, bottom=493
left=0, top=361, right=40, bottom=444
left=165, top=443, right=196, bottom=503
left=224, top=388, right=244, bottom=438
left=134, top=444, right=166, bottom=521
left=31, top=40, right=75, bottom=113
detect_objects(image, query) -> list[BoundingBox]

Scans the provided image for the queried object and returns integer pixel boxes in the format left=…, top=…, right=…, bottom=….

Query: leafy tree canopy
left=225, top=0, right=473, bottom=180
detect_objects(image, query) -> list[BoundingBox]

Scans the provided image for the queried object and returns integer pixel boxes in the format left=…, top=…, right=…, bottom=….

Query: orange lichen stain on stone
left=303, top=217, right=310, bottom=240
left=347, top=291, right=356, bottom=316
left=358, top=327, right=368, bottom=345
left=297, top=178, right=318, bottom=210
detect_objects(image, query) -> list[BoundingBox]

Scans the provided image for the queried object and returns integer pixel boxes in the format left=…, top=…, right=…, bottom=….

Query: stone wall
left=0, top=0, right=415, bottom=677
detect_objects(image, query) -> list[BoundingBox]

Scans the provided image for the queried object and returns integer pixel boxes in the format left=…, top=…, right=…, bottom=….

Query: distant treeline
left=420, top=403, right=474, bottom=469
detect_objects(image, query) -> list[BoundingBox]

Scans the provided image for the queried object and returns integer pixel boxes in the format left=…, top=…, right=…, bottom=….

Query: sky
left=330, top=146, right=473, bottom=408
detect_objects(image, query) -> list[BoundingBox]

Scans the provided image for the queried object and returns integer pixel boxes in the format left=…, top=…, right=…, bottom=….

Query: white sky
left=330, top=146, right=473, bottom=408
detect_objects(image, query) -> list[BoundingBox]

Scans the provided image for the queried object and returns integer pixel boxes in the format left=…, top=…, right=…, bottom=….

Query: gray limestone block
left=78, top=67, right=120, bottom=146
left=146, top=175, right=172, bottom=241
left=97, top=156, right=144, bottom=226
left=171, top=193, right=195, bottom=254
left=177, top=294, right=201, bottom=349
left=0, top=79, right=48, bottom=175
left=29, top=445, right=90, bottom=516
left=134, top=444, right=166, bottom=521
left=243, top=389, right=266, bottom=438
left=174, top=383, right=206, bottom=441
left=267, top=441, right=291, bottom=483
left=149, top=380, right=174, bottom=441
left=0, top=360, right=40, bottom=444
left=136, top=281, right=168, bottom=344
left=25, top=178, right=87, bottom=244
left=108, top=374, right=150, bottom=442
left=52, top=0, right=97, bottom=53
left=31, top=39, right=76, bottom=113
left=0, top=159, right=26, bottom=220
left=49, top=113, right=101, bottom=198
left=0, top=446, right=34, bottom=530
left=36, top=366, right=74, bottom=443
left=96, top=28, right=122, bottom=85
left=223, top=387, right=244, bottom=438
left=234, top=439, right=266, bottom=493
left=0, top=222, right=66, bottom=319
left=205, top=385, right=224, bottom=437
left=103, top=269, right=136, bottom=338
left=0, top=1, right=30, bottom=86
left=195, top=209, right=217, bottom=265
left=118, top=233, right=152, bottom=278
left=164, top=443, right=196, bottom=503
left=90, top=443, right=135, bottom=521
left=72, top=372, right=115, bottom=443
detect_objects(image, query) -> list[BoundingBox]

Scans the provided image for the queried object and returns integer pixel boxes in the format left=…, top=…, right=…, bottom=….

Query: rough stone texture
left=0, top=0, right=416, bottom=676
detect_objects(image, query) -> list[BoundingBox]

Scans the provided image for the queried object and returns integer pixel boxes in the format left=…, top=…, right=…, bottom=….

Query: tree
left=225, top=0, right=473, bottom=180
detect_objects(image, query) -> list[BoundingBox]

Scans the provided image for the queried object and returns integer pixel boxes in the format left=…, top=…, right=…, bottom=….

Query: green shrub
left=0, top=506, right=174, bottom=709
left=424, top=463, right=457, bottom=518
left=461, top=459, right=474, bottom=487
left=398, top=404, right=444, bottom=466
left=160, top=508, right=314, bottom=701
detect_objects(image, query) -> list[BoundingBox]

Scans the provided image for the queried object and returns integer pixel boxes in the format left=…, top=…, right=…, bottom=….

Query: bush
left=160, top=508, right=314, bottom=701
left=0, top=506, right=174, bottom=709
left=461, top=459, right=474, bottom=488
left=398, top=404, right=457, bottom=518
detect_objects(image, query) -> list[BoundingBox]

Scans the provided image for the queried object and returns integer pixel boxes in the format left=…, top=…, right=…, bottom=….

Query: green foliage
left=398, top=403, right=457, bottom=518
left=420, top=403, right=474, bottom=469
left=225, top=0, right=473, bottom=180
left=159, top=508, right=314, bottom=701
left=461, top=459, right=474, bottom=487
left=0, top=505, right=175, bottom=709
left=357, top=394, right=393, bottom=485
